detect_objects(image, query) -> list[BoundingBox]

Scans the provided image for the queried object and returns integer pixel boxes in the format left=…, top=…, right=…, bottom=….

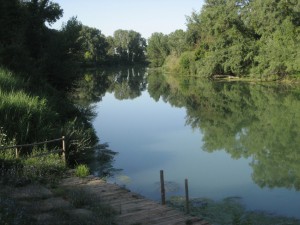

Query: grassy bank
left=0, top=67, right=99, bottom=163
left=0, top=66, right=118, bottom=224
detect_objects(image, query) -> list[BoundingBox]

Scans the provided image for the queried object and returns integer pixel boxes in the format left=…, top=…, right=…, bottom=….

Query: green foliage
left=185, top=10, right=202, bottom=46
left=22, top=148, right=66, bottom=183
left=0, top=67, right=105, bottom=168
left=168, top=30, right=189, bottom=56
left=178, top=51, right=197, bottom=74
left=0, top=69, right=59, bottom=145
left=0, top=148, right=66, bottom=185
left=22, top=0, right=63, bottom=59
left=79, top=26, right=108, bottom=65
left=0, top=0, right=118, bottom=185
left=162, top=54, right=181, bottom=73
left=149, top=0, right=300, bottom=78
left=63, top=118, right=98, bottom=164
left=75, top=164, right=90, bottom=178
left=0, top=127, right=66, bottom=185
left=111, top=29, right=147, bottom=64
left=253, top=19, right=300, bottom=78
left=147, top=33, right=170, bottom=67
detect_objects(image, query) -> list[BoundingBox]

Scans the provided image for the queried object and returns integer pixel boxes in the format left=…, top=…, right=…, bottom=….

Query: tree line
left=147, top=0, right=300, bottom=79
left=0, top=0, right=147, bottom=91
left=0, top=0, right=147, bottom=165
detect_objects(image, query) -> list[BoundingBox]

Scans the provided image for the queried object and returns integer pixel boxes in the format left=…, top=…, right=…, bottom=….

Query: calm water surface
left=90, top=68, right=300, bottom=220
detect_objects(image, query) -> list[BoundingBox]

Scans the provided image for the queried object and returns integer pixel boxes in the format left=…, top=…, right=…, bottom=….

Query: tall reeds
left=0, top=68, right=57, bottom=145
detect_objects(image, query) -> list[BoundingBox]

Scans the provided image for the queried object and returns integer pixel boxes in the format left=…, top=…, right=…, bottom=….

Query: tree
left=61, top=16, right=83, bottom=59
left=112, top=29, right=146, bottom=64
left=185, top=10, right=202, bottom=47
left=147, top=32, right=170, bottom=67
left=0, top=0, right=29, bottom=71
left=23, top=0, right=63, bottom=59
left=246, top=0, right=300, bottom=77
left=79, top=26, right=108, bottom=65
left=127, top=30, right=147, bottom=63
left=168, top=30, right=188, bottom=56
left=195, top=0, right=257, bottom=77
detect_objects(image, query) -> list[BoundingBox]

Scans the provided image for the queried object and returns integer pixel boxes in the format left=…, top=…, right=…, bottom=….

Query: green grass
left=0, top=67, right=103, bottom=167
left=75, top=164, right=90, bottom=178
left=0, top=67, right=24, bottom=92
left=22, top=149, right=66, bottom=184
left=0, top=146, right=66, bottom=186
left=0, top=67, right=58, bottom=145
left=0, top=67, right=116, bottom=185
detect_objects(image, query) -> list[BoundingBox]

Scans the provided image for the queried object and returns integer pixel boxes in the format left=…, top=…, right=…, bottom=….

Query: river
left=81, top=67, right=300, bottom=223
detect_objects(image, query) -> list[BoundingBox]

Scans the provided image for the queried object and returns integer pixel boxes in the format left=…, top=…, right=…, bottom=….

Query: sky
left=51, top=0, right=204, bottom=39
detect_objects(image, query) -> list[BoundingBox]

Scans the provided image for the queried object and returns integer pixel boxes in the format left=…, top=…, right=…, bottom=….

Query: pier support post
left=62, top=136, right=66, bottom=164
left=160, top=170, right=166, bottom=205
left=185, top=178, right=190, bottom=214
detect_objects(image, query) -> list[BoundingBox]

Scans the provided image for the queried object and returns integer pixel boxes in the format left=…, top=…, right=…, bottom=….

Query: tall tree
left=168, top=30, right=188, bottom=56
left=23, top=0, right=63, bottom=59
left=61, top=16, right=83, bottom=59
left=147, top=32, right=170, bottom=67
left=195, top=0, right=257, bottom=77
left=185, top=10, right=202, bottom=47
left=79, top=26, right=108, bottom=65
left=246, top=0, right=300, bottom=77
left=112, top=29, right=146, bottom=64
left=127, top=30, right=147, bottom=63
left=0, top=0, right=28, bottom=70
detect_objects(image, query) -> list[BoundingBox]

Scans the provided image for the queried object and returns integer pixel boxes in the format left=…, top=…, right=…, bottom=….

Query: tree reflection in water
left=147, top=71, right=300, bottom=191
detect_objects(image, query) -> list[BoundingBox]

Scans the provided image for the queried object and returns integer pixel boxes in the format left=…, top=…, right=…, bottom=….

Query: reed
left=0, top=67, right=114, bottom=176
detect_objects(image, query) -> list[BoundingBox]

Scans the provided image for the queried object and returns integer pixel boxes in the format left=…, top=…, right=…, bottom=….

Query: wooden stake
left=62, top=136, right=66, bottom=164
left=185, top=178, right=190, bottom=214
left=160, top=170, right=166, bottom=205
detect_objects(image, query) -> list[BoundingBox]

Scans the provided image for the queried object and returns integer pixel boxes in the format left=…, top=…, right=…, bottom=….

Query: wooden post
left=62, top=136, right=66, bottom=164
left=160, top=170, right=166, bottom=205
left=185, top=178, right=190, bottom=214
left=15, top=148, right=19, bottom=159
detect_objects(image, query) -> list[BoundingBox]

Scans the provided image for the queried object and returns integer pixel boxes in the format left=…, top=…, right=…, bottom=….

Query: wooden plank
left=117, top=201, right=159, bottom=213
left=107, top=199, right=152, bottom=206
left=59, top=176, right=210, bottom=225
left=117, top=207, right=183, bottom=220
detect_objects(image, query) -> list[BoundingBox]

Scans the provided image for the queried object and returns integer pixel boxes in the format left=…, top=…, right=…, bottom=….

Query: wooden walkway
left=60, top=176, right=210, bottom=225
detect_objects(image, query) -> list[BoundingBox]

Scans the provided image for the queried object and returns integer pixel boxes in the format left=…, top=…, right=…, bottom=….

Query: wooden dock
left=60, top=176, right=210, bottom=225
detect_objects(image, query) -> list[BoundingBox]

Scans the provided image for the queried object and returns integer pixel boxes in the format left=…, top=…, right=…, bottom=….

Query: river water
left=87, top=67, right=300, bottom=222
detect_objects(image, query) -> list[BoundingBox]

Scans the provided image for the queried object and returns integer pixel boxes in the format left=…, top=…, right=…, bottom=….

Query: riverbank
left=0, top=67, right=100, bottom=165
left=0, top=172, right=208, bottom=225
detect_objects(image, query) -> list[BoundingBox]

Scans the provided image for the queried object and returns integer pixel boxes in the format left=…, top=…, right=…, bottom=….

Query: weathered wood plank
left=60, top=177, right=210, bottom=225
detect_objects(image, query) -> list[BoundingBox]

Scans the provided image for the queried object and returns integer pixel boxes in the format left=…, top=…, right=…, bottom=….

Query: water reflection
left=77, top=66, right=300, bottom=192
left=107, top=66, right=147, bottom=100
left=147, top=71, right=300, bottom=191
left=90, top=67, right=300, bottom=221
left=73, top=66, right=147, bottom=107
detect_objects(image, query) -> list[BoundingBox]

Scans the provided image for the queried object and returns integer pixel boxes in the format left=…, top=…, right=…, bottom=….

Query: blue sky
left=51, top=0, right=204, bottom=39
